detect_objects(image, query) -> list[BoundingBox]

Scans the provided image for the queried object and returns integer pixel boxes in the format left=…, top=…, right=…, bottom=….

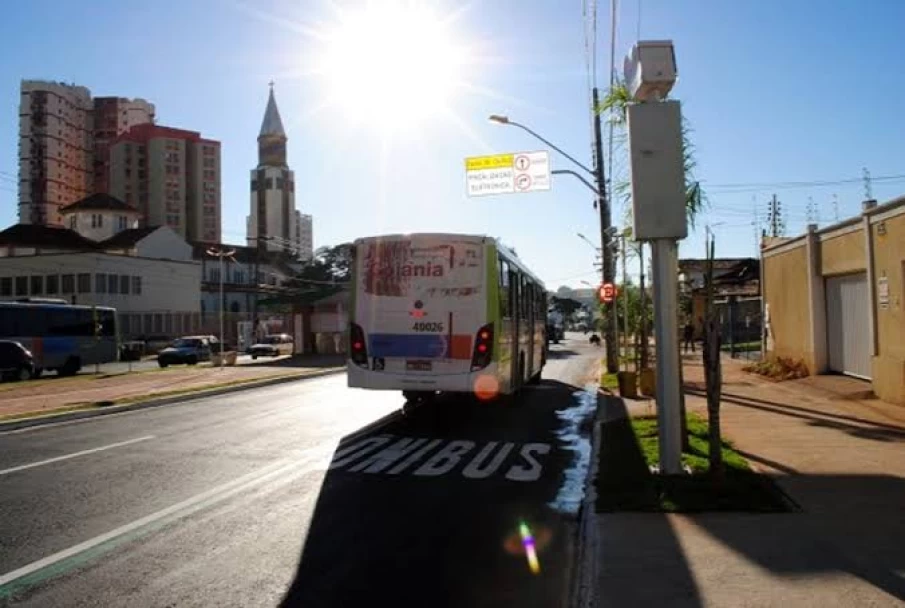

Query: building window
left=0, top=277, right=11, bottom=297
left=119, top=275, right=130, bottom=295
left=46, top=275, right=58, bottom=295
left=265, top=177, right=274, bottom=189
left=69, top=215, right=77, bottom=229
left=276, top=178, right=284, bottom=189
left=210, top=268, right=220, bottom=282
left=30, top=276, right=43, bottom=295
left=250, top=179, right=257, bottom=192
left=15, top=276, right=28, bottom=296
left=233, top=270, right=245, bottom=284
left=96, top=273, right=106, bottom=293
left=77, top=273, right=91, bottom=293
left=62, top=274, right=75, bottom=294
left=132, top=276, right=142, bottom=295
left=108, top=274, right=118, bottom=294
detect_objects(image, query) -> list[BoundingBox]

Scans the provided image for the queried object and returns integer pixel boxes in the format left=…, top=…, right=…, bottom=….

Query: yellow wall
left=764, top=244, right=813, bottom=370
left=870, top=213, right=905, bottom=403
left=820, top=229, right=865, bottom=276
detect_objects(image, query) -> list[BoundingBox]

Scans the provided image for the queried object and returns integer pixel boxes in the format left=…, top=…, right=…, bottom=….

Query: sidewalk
left=0, top=355, right=345, bottom=422
left=591, top=354, right=905, bottom=607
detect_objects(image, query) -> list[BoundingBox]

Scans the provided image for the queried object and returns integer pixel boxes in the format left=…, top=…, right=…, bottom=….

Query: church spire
left=259, top=82, right=286, bottom=139
left=258, top=82, right=287, bottom=167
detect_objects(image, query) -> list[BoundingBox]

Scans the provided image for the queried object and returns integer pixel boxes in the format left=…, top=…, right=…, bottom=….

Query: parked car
left=0, top=340, right=36, bottom=381
left=157, top=336, right=218, bottom=367
left=249, top=334, right=294, bottom=359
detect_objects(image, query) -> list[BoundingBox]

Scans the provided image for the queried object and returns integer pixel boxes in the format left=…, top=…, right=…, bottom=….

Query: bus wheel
left=528, top=369, right=542, bottom=385
left=16, top=367, right=33, bottom=382
left=33, top=368, right=43, bottom=379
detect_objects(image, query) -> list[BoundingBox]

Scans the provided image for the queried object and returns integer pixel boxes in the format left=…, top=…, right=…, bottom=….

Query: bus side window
left=509, top=269, right=519, bottom=319
left=499, top=258, right=510, bottom=319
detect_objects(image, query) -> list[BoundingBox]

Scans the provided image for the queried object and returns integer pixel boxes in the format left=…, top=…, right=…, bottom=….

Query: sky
left=2, top=0, right=905, bottom=290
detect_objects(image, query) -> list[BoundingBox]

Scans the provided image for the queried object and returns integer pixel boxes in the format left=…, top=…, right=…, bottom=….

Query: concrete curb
left=0, top=367, right=347, bottom=433
left=570, top=390, right=604, bottom=608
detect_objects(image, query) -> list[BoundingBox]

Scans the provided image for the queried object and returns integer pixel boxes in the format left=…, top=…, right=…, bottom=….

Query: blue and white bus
left=0, top=300, right=118, bottom=376
left=347, top=233, right=547, bottom=402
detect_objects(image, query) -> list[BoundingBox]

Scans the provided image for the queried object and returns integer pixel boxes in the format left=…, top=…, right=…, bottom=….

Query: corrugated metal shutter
left=825, top=273, right=871, bottom=379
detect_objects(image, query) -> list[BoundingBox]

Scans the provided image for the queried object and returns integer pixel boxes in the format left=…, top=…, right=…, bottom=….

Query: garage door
left=825, top=273, right=871, bottom=378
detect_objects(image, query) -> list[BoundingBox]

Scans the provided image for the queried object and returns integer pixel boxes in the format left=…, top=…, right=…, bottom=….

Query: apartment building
left=17, top=81, right=155, bottom=226
left=18, top=81, right=94, bottom=225
left=109, top=123, right=221, bottom=243
left=91, top=96, right=155, bottom=194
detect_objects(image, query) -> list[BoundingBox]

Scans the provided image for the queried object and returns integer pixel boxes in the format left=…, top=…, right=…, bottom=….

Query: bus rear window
left=361, top=239, right=483, bottom=297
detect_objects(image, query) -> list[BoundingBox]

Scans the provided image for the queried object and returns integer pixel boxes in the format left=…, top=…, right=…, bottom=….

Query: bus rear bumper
left=346, top=361, right=501, bottom=394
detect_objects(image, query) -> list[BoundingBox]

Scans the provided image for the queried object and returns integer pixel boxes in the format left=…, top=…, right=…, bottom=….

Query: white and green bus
left=347, top=233, right=547, bottom=401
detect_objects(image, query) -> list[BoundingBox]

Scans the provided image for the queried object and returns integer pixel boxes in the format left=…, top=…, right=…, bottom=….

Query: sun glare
left=315, top=2, right=469, bottom=132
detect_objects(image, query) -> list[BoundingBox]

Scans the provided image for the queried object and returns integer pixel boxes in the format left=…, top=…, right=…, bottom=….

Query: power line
left=703, top=172, right=905, bottom=193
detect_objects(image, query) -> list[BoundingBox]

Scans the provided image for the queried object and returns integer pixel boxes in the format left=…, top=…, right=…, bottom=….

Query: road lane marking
left=330, top=434, right=552, bottom=481
left=0, top=436, right=155, bottom=477
left=0, top=447, right=332, bottom=593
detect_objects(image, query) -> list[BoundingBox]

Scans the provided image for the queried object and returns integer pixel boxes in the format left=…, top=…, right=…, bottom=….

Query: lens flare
left=519, top=521, right=541, bottom=575
left=473, top=374, right=499, bottom=401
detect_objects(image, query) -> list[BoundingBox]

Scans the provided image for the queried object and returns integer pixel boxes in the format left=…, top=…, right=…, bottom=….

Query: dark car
left=0, top=340, right=36, bottom=381
left=157, top=336, right=216, bottom=368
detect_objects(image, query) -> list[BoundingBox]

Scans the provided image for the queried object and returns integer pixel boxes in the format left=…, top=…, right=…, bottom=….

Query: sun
left=314, top=1, right=469, bottom=132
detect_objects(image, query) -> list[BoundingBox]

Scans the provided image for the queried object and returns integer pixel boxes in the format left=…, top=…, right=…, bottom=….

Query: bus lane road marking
left=0, top=435, right=155, bottom=477
left=329, top=434, right=552, bottom=482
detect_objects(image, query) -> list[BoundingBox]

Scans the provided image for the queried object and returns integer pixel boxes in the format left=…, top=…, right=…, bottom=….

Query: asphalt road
left=0, top=333, right=600, bottom=608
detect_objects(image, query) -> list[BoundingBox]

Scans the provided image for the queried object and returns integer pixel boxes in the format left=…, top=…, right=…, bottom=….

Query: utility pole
left=207, top=247, right=236, bottom=370
left=767, top=194, right=784, bottom=238
left=593, top=86, right=618, bottom=373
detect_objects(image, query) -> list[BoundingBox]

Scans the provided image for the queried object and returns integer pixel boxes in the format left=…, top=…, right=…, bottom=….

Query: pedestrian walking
left=683, top=320, right=695, bottom=353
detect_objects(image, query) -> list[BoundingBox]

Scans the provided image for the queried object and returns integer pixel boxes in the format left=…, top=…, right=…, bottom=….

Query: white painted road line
left=0, top=447, right=333, bottom=591
left=0, top=436, right=155, bottom=477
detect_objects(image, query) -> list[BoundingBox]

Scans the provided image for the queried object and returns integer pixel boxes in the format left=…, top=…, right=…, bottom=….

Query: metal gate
left=825, top=273, right=871, bottom=379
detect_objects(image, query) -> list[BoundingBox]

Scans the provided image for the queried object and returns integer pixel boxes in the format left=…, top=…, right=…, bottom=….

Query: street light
left=206, top=247, right=236, bottom=370
left=488, top=111, right=616, bottom=372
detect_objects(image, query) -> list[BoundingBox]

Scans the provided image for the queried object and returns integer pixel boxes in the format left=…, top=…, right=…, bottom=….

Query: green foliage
left=551, top=296, right=583, bottom=316
left=600, top=282, right=652, bottom=338
left=293, top=243, right=353, bottom=284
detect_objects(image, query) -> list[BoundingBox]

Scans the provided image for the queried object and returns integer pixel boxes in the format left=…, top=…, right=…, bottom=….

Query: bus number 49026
left=412, top=322, right=444, bottom=332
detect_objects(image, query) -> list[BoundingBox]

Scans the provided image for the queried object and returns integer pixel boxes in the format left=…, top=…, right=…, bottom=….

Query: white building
left=60, top=193, right=141, bottom=241
left=0, top=192, right=202, bottom=339
left=246, top=85, right=313, bottom=262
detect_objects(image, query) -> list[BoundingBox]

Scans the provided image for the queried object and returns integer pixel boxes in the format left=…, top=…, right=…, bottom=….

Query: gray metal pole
left=650, top=238, right=682, bottom=474
left=220, top=254, right=225, bottom=371
left=622, top=235, right=629, bottom=366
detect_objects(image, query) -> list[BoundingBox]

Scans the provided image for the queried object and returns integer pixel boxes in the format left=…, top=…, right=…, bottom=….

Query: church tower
left=247, top=84, right=312, bottom=260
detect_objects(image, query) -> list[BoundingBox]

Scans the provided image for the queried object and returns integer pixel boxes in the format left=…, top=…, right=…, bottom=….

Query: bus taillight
left=350, top=323, right=368, bottom=367
left=471, top=323, right=494, bottom=371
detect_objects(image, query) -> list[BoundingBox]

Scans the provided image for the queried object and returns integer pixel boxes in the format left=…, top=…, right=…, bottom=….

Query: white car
left=249, top=334, right=294, bottom=359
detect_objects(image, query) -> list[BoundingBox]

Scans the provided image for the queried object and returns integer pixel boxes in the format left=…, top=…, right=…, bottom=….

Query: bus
left=0, top=300, right=118, bottom=376
left=347, top=233, right=547, bottom=401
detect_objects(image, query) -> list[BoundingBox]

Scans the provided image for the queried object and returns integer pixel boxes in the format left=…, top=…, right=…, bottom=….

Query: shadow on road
left=280, top=379, right=595, bottom=608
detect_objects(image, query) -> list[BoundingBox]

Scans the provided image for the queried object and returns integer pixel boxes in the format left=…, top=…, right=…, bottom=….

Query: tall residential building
left=247, top=85, right=312, bottom=260
left=17, top=80, right=155, bottom=226
left=109, top=123, right=221, bottom=243
left=297, top=213, right=313, bottom=262
left=18, top=81, right=93, bottom=225
left=92, top=96, right=155, bottom=194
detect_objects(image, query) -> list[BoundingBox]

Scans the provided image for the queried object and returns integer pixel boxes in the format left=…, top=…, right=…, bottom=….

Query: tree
left=703, top=237, right=724, bottom=477
left=293, top=243, right=353, bottom=284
